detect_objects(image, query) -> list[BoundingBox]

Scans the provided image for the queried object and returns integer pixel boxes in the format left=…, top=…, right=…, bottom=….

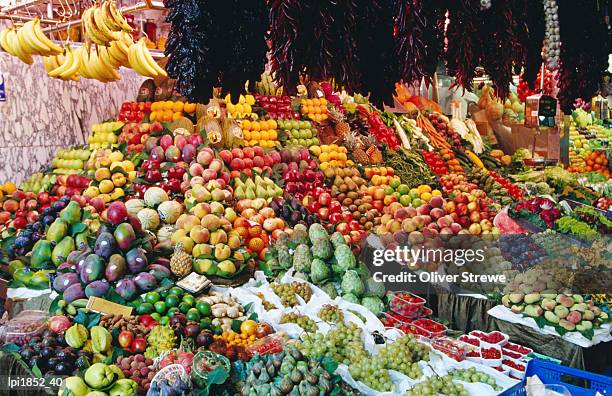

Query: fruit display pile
left=0, top=70, right=610, bottom=396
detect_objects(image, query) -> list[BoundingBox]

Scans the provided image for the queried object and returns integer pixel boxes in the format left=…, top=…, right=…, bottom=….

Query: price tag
left=86, top=297, right=132, bottom=316
left=0, top=74, right=6, bottom=102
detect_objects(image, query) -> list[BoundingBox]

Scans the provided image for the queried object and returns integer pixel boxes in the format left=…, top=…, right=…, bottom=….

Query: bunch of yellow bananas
left=82, top=0, right=132, bottom=46
left=0, top=17, right=63, bottom=65
left=128, top=38, right=167, bottom=78
left=43, top=44, right=80, bottom=81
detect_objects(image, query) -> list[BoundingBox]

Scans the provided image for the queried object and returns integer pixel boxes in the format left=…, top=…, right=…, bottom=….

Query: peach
left=430, top=208, right=445, bottom=220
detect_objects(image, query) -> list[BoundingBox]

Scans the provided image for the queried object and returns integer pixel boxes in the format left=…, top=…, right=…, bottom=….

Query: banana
left=30, top=17, right=63, bottom=54
left=108, top=0, right=133, bottom=33
left=15, top=24, right=39, bottom=55
left=101, top=0, right=122, bottom=31
left=90, top=47, right=118, bottom=82
left=83, top=7, right=108, bottom=46
left=127, top=40, right=151, bottom=76
left=99, top=44, right=119, bottom=69
left=58, top=46, right=81, bottom=80
left=0, top=29, right=15, bottom=55
left=48, top=45, right=73, bottom=78
left=78, top=46, right=94, bottom=79
left=138, top=38, right=168, bottom=77
left=108, top=41, right=128, bottom=66
left=93, top=6, right=120, bottom=42
left=43, top=55, right=60, bottom=72
left=6, top=28, right=33, bottom=64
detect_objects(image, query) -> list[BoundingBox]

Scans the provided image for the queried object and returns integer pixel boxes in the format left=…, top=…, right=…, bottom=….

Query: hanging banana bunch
left=82, top=0, right=133, bottom=46
left=0, top=17, right=63, bottom=64
left=128, top=38, right=167, bottom=78
left=43, top=44, right=80, bottom=81
left=78, top=43, right=121, bottom=82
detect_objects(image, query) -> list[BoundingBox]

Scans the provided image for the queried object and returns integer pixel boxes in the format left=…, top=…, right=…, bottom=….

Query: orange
left=172, top=101, right=184, bottom=113
left=172, top=112, right=183, bottom=120
left=184, top=102, right=196, bottom=113
left=417, top=184, right=432, bottom=194
left=2, top=182, right=16, bottom=194
left=163, top=101, right=174, bottom=111
left=163, top=110, right=174, bottom=121
left=150, top=112, right=158, bottom=121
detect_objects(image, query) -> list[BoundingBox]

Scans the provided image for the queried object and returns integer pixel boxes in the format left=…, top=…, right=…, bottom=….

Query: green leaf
left=31, top=363, right=42, bottom=378
left=580, top=327, right=594, bottom=340
left=554, top=324, right=568, bottom=336
left=73, top=310, right=89, bottom=326
left=534, top=316, right=547, bottom=329
left=1, top=343, right=20, bottom=353
left=70, top=222, right=87, bottom=236
left=107, top=288, right=127, bottom=305
left=86, top=313, right=101, bottom=329
left=159, top=277, right=174, bottom=289
left=81, top=210, right=92, bottom=221
left=248, top=312, right=258, bottom=322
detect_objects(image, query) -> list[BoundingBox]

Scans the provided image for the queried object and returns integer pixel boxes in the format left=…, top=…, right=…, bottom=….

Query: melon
left=137, top=208, right=161, bottom=230
left=157, top=200, right=183, bottom=224
left=144, top=187, right=169, bottom=207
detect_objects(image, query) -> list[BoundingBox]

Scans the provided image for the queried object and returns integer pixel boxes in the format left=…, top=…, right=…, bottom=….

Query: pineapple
left=328, top=105, right=350, bottom=138
left=353, top=148, right=370, bottom=164
left=344, top=130, right=369, bottom=164
left=170, top=243, right=192, bottom=277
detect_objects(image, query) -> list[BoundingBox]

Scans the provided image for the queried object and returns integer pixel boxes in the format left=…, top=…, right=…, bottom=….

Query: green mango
left=28, top=270, right=50, bottom=288
left=60, top=201, right=82, bottom=224
left=31, top=240, right=52, bottom=268
left=8, top=259, right=25, bottom=275
left=75, top=231, right=89, bottom=249
left=46, top=219, right=68, bottom=243
left=52, top=236, right=75, bottom=266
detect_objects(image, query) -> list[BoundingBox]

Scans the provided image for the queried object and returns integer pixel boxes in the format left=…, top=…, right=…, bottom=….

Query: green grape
left=451, top=367, right=503, bottom=392
left=319, top=304, right=345, bottom=323
left=280, top=312, right=318, bottom=333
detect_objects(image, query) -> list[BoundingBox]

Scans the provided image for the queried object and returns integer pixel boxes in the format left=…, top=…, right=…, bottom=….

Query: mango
left=544, top=311, right=560, bottom=324
left=105, top=254, right=127, bottom=282
left=147, top=264, right=172, bottom=281
left=52, top=236, right=75, bottom=266
left=31, top=239, right=52, bottom=267
left=94, top=232, right=117, bottom=259
left=566, top=311, right=582, bottom=324
left=556, top=294, right=574, bottom=308
left=115, top=278, right=137, bottom=300
left=194, top=258, right=214, bottom=274
left=570, top=303, right=587, bottom=312
left=217, top=260, right=236, bottom=274
left=209, top=229, right=227, bottom=245
left=46, top=219, right=68, bottom=243
left=524, top=293, right=541, bottom=304
left=126, top=247, right=148, bottom=273
left=524, top=304, right=543, bottom=318
left=80, top=254, right=104, bottom=283
left=554, top=305, right=569, bottom=319
left=85, top=280, right=110, bottom=298
left=214, top=244, right=232, bottom=261
left=63, top=283, right=85, bottom=303
left=582, top=310, right=595, bottom=321
left=559, top=319, right=576, bottom=331
left=60, top=201, right=82, bottom=224
left=75, top=231, right=89, bottom=249
left=508, top=293, right=524, bottom=304
left=114, top=223, right=136, bottom=251
left=541, top=298, right=557, bottom=311
left=53, top=273, right=80, bottom=293
left=134, top=272, right=157, bottom=291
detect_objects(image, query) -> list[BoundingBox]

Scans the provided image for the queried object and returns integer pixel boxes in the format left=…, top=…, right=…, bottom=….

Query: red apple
left=106, top=202, right=128, bottom=225
left=318, top=192, right=332, bottom=206
left=90, top=197, right=106, bottom=213
left=218, top=149, right=233, bottom=163
left=318, top=207, right=330, bottom=220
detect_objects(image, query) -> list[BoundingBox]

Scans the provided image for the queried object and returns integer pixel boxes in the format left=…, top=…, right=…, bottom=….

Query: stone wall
left=0, top=51, right=144, bottom=184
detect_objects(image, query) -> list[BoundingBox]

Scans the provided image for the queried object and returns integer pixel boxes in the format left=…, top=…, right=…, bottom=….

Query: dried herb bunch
left=164, top=0, right=268, bottom=102
left=557, top=0, right=609, bottom=113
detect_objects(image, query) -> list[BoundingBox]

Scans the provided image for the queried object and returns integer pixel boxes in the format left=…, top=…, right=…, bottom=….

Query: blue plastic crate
left=500, top=359, right=612, bottom=396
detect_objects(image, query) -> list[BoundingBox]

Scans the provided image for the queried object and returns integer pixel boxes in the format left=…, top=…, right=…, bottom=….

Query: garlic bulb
left=542, top=0, right=561, bottom=69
